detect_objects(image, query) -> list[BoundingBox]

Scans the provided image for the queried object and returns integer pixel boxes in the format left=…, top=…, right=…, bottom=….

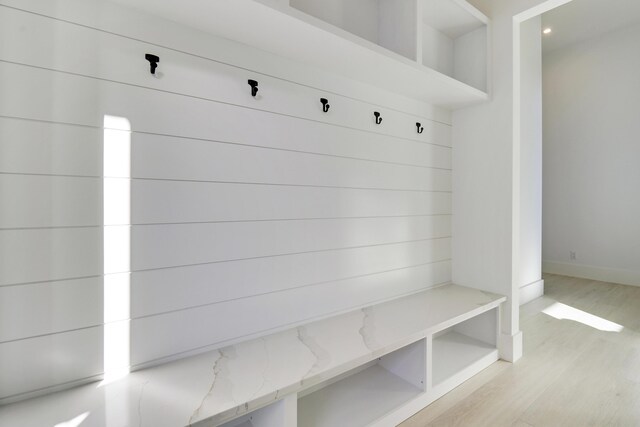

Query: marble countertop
left=0, top=284, right=504, bottom=427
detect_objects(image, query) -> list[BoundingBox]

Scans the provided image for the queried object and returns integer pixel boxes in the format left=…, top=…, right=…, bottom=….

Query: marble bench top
left=0, top=284, right=505, bottom=427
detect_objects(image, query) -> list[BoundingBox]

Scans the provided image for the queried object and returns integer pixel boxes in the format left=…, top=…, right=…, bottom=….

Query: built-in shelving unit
left=111, top=0, right=490, bottom=108
left=289, top=0, right=419, bottom=62
left=0, top=284, right=505, bottom=426
left=298, top=340, right=426, bottom=427
left=421, top=0, right=488, bottom=92
left=432, top=308, right=499, bottom=395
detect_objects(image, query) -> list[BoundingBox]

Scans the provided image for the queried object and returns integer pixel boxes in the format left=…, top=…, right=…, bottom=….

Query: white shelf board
left=432, top=331, right=497, bottom=386
left=422, top=0, right=488, bottom=39
left=297, top=364, right=423, bottom=427
left=110, top=0, right=488, bottom=109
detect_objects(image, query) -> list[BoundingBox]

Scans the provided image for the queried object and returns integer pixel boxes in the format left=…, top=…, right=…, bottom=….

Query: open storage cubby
left=218, top=396, right=296, bottom=427
left=420, top=0, right=488, bottom=91
left=431, top=307, right=498, bottom=392
left=297, top=339, right=426, bottom=427
left=289, top=0, right=419, bottom=61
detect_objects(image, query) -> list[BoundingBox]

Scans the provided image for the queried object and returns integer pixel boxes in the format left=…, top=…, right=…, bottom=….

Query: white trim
left=499, top=330, right=523, bottom=363
left=519, top=279, right=544, bottom=305
left=543, top=261, right=640, bottom=288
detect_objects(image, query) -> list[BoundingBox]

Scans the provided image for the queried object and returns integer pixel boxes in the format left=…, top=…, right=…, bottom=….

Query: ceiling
left=542, top=0, right=640, bottom=53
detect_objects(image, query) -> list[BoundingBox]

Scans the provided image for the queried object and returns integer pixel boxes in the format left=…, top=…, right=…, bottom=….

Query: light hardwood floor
left=400, top=274, right=640, bottom=427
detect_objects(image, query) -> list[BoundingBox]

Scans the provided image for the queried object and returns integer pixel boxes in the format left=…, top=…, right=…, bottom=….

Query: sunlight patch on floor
left=542, top=302, right=624, bottom=332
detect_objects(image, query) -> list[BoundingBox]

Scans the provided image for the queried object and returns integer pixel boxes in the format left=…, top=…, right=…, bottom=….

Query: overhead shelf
left=111, top=0, right=490, bottom=109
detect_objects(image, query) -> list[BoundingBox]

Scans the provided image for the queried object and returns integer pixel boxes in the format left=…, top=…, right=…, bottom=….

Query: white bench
left=0, top=284, right=504, bottom=427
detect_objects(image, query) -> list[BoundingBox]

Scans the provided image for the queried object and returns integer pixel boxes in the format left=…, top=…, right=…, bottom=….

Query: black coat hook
left=320, top=98, right=330, bottom=113
left=248, top=79, right=259, bottom=97
left=145, top=54, right=159, bottom=75
left=374, top=111, right=382, bottom=125
left=416, top=122, right=424, bottom=134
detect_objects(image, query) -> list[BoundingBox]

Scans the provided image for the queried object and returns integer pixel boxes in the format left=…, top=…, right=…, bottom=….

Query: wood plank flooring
left=399, top=274, right=640, bottom=427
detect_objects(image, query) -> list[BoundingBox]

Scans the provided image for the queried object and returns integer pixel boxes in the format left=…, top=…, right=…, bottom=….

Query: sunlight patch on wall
left=102, top=115, right=132, bottom=383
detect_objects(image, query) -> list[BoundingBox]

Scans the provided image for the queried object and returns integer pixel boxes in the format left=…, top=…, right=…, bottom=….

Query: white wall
left=518, top=16, right=544, bottom=305
left=0, top=0, right=451, bottom=403
left=542, top=23, right=640, bottom=287
left=454, top=0, right=568, bottom=362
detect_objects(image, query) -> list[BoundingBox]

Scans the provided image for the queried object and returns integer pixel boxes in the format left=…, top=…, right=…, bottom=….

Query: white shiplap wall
left=0, top=0, right=452, bottom=403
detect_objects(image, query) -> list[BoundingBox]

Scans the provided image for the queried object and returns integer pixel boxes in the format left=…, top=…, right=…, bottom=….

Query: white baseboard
left=519, top=279, right=544, bottom=305
left=542, top=261, right=640, bottom=288
left=499, top=330, right=523, bottom=363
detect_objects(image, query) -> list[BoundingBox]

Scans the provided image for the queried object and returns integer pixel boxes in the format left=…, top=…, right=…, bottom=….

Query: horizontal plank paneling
left=0, top=326, right=103, bottom=400
left=131, top=181, right=451, bottom=225
left=131, top=216, right=451, bottom=271
left=0, top=216, right=450, bottom=285
left=0, top=228, right=102, bottom=286
left=0, top=5, right=451, bottom=146
left=0, top=66, right=450, bottom=171
left=132, top=238, right=451, bottom=317
left=131, top=260, right=451, bottom=365
left=0, top=277, right=102, bottom=343
left=0, top=118, right=102, bottom=176
left=0, top=0, right=452, bottom=124
left=0, top=175, right=450, bottom=229
left=0, top=175, right=101, bottom=229
left=130, top=133, right=450, bottom=191
left=0, top=1, right=455, bottom=401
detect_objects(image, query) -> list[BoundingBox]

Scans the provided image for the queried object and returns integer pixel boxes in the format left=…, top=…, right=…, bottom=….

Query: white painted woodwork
left=431, top=331, right=498, bottom=388
left=128, top=133, right=451, bottom=191
left=129, top=216, right=450, bottom=272
left=0, top=277, right=103, bottom=343
left=220, top=395, right=297, bottom=427
left=129, top=261, right=452, bottom=365
left=420, top=0, right=488, bottom=91
left=0, top=284, right=505, bottom=424
left=0, top=0, right=455, bottom=402
left=0, top=61, right=450, bottom=151
left=0, top=327, right=104, bottom=400
left=290, top=0, right=419, bottom=61
left=0, top=0, right=451, bottom=124
left=0, top=228, right=102, bottom=286
left=0, top=115, right=450, bottom=175
left=131, top=182, right=452, bottom=225
left=0, top=118, right=103, bottom=176
left=297, top=365, right=423, bottom=427
left=96, top=0, right=488, bottom=108
left=518, top=16, right=543, bottom=299
left=0, top=5, right=450, bottom=145
left=0, top=175, right=102, bottom=229
left=132, top=238, right=452, bottom=318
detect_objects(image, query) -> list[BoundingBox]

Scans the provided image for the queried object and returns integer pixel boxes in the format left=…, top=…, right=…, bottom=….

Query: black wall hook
left=416, top=122, right=424, bottom=134
left=248, top=79, right=259, bottom=97
left=374, top=111, right=382, bottom=125
left=320, top=98, right=330, bottom=113
left=145, top=54, right=159, bottom=75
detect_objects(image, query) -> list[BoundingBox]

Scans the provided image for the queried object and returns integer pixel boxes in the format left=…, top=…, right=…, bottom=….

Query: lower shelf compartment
left=432, top=331, right=497, bottom=386
left=298, top=364, right=423, bottom=427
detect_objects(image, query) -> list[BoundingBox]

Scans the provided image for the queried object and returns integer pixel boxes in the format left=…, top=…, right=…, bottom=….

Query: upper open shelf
left=112, top=0, right=490, bottom=109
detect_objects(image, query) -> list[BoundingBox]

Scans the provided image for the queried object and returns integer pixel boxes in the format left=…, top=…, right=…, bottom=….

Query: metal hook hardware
left=416, top=122, right=424, bottom=134
left=374, top=111, right=382, bottom=125
left=320, top=98, right=330, bottom=113
left=145, top=54, right=159, bottom=75
left=248, top=79, right=259, bottom=97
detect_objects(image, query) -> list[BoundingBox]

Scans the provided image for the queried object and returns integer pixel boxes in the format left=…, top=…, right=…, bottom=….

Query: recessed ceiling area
left=542, top=0, right=640, bottom=53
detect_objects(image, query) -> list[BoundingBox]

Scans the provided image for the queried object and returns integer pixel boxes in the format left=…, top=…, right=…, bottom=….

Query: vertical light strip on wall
left=102, top=115, right=132, bottom=383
